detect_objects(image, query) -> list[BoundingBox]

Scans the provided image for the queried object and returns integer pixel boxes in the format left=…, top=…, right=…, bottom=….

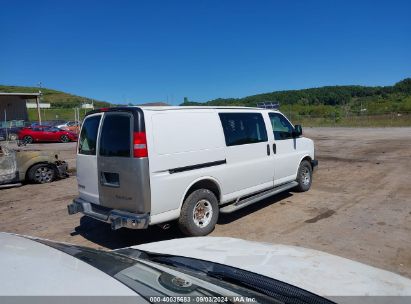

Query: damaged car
left=0, top=144, right=68, bottom=187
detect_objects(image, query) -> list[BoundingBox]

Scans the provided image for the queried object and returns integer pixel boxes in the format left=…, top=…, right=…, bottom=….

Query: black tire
left=60, top=135, right=70, bottom=143
left=28, top=164, right=56, bottom=184
left=295, top=160, right=313, bottom=192
left=178, top=189, right=219, bottom=236
left=23, top=135, right=33, bottom=144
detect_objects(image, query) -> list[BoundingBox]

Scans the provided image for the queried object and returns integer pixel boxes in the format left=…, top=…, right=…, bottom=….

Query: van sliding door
left=218, top=112, right=274, bottom=196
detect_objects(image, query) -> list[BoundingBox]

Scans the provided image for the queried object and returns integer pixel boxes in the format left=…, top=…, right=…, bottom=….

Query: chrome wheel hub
left=35, top=167, right=53, bottom=183
left=301, top=167, right=311, bottom=185
left=193, top=199, right=213, bottom=228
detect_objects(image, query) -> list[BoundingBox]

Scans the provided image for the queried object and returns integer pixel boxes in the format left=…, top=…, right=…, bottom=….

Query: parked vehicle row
left=18, top=126, right=78, bottom=143
left=0, top=126, right=20, bottom=141
left=0, top=120, right=26, bottom=141
left=56, top=121, right=80, bottom=133
left=68, top=106, right=318, bottom=236
left=0, top=120, right=81, bottom=143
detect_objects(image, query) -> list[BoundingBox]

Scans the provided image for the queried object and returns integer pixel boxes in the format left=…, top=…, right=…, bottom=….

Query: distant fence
left=27, top=108, right=88, bottom=122
left=26, top=107, right=411, bottom=127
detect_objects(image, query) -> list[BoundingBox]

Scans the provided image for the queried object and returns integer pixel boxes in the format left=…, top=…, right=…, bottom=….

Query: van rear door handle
left=273, top=143, right=277, bottom=154
left=266, top=144, right=270, bottom=156
left=100, top=172, right=120, bottom=188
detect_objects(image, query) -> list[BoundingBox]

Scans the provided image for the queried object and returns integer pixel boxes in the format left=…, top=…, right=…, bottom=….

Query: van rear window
left=99, top=114, right=131, bottom=157
left=219, top=113, right=268, bottom=146
left=78, top=115, right=101, bottom=155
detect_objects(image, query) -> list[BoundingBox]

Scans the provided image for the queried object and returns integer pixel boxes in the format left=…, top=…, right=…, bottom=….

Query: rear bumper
left=67, top=197, right=149, bottom=230
left=311, top=159, right=318, bottom=170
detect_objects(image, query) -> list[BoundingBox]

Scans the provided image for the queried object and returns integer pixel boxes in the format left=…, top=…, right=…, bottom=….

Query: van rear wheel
left=178, top=189, right=219, bottom=236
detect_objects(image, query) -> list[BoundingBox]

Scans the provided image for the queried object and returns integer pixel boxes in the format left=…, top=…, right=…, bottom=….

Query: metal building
left=0, top=92, right=42, bottom=123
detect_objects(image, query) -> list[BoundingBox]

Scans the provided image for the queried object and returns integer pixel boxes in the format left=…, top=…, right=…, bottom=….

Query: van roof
left=134, top=106, right=280, bottom=111
left=86, top=106, right=281, bottom=117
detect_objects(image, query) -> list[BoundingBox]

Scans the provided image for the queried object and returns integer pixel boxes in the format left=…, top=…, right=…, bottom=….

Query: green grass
left=292, top=113, right=411, bottom=127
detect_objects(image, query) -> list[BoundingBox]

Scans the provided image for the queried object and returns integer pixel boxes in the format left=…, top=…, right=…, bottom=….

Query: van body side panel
left=146, top=110, right=226, bottom=216
left=149, top=111, right=225, bottom=172
left=145, top=108, right=278, bottom=218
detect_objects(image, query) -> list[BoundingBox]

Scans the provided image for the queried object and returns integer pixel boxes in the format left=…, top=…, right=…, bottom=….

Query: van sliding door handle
left=266, top=144, right=270, bottom=156
left=273, top=143, right=277, bottom=154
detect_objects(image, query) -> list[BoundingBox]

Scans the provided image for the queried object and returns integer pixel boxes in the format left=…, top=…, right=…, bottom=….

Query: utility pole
left=36, top=82, right=42, bottom=124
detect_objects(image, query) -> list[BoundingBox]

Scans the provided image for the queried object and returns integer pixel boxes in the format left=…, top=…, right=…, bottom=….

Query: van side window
left=78, top=115, right=101, bottom=155
left=269, top=113, right=294, bottom=140
left=219, top=113, right=268, bottom=146
left=99, top=115, right=131, bottom=157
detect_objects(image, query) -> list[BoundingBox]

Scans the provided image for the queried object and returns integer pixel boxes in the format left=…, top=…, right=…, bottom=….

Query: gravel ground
left=0, top=127, right=410, bottom=278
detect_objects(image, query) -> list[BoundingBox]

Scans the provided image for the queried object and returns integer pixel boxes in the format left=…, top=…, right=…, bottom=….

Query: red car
left=18, top=126, right=78, bottom=143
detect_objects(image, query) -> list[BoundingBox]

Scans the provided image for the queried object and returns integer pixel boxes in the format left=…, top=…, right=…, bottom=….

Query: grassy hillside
left=0, top=85, right=111, bottom=108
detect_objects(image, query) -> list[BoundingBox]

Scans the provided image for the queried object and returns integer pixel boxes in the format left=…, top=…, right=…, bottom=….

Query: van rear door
left=97, top=110, right=150, bottom=213
left=77, top=113, right=103, bottom=204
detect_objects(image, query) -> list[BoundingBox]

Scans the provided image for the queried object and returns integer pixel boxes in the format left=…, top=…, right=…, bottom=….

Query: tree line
left=181, top=78, right=411, bottom=110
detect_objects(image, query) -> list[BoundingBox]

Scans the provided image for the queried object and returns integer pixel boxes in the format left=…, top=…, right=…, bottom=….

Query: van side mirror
left=293, top=125, right=302, bottom=137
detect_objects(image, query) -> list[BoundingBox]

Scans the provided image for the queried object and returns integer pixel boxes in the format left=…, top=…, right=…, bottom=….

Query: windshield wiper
left=118, top=250, right=334, bottom=304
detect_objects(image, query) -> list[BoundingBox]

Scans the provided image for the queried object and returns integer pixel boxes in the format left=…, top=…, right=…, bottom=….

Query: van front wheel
left=295, top=160, right=312, bottom=192
left=178, top=189, right=219, bottom=236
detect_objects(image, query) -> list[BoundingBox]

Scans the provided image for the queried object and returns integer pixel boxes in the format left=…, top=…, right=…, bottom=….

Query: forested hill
left=2, top=78, right=411, bottom=115
left=181, top=78, right=411, bottom=115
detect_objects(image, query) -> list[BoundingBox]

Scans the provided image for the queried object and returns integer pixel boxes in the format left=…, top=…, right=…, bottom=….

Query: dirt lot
left=1, top=128, right=410, bottom=278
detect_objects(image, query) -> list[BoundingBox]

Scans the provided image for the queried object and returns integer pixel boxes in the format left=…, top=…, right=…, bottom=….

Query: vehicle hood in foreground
left=134, top=237, right=411, bottom=297
left=0, top=233, right=136, bottom=296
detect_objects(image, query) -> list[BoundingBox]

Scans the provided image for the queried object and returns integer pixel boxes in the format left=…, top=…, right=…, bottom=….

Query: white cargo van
left=68, top=106, right=317, bottom=236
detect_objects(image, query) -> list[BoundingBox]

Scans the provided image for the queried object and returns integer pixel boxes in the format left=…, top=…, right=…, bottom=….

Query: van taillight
left=133, top=132, right=148, bottom=158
